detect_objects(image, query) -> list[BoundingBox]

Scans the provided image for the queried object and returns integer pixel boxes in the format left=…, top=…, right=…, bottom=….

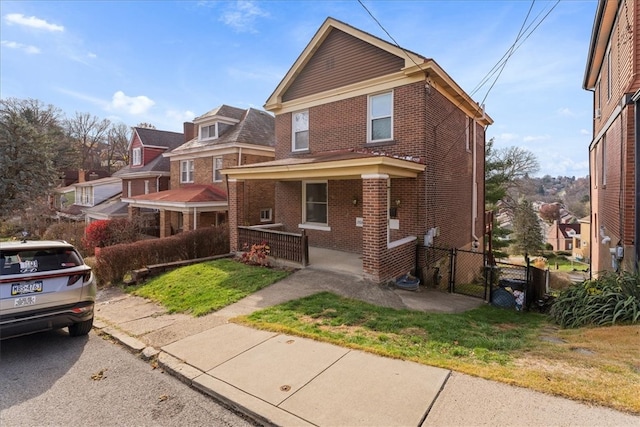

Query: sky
left=0, top=0, right=598, bottom=178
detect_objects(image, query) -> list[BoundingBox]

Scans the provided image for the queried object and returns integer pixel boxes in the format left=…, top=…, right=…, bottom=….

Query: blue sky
left=1, top=0, right=597, bottom=178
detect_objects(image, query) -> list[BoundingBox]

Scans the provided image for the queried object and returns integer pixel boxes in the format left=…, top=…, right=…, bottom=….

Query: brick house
left=123, top=105, right=275, bottom=238
left=583, top=0, right=639, bottom=273
left=223, top=18, right=492, bottom=283
left=84, top=127, right=185, bottom=231
left=546, top=221, right=581, bottom=252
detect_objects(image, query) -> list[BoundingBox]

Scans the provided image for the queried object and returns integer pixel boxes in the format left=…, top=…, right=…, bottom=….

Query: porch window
left=303, top=181, right=327, bottom=225
left=213, top=157, right=223, bottom=182
left=368, top=91, right=393, bottom=142
left=292, top=110, right=309, bottom=151
left=181, top=160, right=194, bottom=183
left=132, top=147, right=142, bottom=165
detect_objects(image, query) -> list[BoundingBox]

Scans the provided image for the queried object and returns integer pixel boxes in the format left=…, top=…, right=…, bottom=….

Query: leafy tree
left=0, top=98, right=64, bottom=218
left=539, top=202, right=562, bottom=224
left=512, top=198, right=544, bottom=256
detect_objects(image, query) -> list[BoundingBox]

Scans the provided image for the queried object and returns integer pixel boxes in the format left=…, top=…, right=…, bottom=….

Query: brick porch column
left=362, top=174, right=388, bottom=282
left=228, top=179, right=245, bottom=252
left=159, top=209, right=171, bottom=238
left=128, top=205, right=140, bottom=221
left=183, top=210, right=193, bottom=232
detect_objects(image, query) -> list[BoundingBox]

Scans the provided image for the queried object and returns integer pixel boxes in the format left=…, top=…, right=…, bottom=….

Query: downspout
left=194, top=207, right=197, bottom=230
left=634, top=92, right=640, bottom=271
left=471, top=117, right=479, bottom=248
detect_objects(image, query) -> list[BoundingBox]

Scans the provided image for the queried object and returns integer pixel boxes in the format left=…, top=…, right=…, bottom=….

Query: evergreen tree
left=512, top=199, right=544, bottom=256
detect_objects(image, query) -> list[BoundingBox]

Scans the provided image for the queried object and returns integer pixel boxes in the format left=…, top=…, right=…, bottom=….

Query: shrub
left=43, top=222, right=87, bottom=254
left=550, top=269, right=640, bottom=328
left=82, top=219, right=138, bottom=255
left=240, top=241, right=271, bottom=266
left=94, top=225, right=229, bottom=285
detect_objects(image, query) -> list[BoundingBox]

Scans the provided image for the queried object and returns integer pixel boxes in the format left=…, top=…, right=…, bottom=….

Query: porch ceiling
left=221, top=151, right=425, bottom=180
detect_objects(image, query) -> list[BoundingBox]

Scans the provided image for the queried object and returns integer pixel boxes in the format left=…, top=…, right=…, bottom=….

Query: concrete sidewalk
left=94, top=269, right=639, bottom=427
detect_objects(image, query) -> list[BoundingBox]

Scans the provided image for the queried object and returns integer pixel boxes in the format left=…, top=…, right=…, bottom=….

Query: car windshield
left=0, top=248, right=83, bottom=275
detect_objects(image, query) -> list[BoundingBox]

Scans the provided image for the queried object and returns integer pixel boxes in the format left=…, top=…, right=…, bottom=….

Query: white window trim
left=180, top=159, right=194, bottom=183
left=302, top=180, right=329, bottom=227
left=606, top=47, right=612, bottom=101
left=260, top=208, right=272, bottom=222
left=367, top=90, right=394, bottom=143
left=601, top=135, right=607, bottom=186
left=213, top=157, right=223, bottom=182
left=292, top=110, right=309, bottom=152
left=132, top=147, right=142, bottom=165
left=200, top=123, right=218, bottom=141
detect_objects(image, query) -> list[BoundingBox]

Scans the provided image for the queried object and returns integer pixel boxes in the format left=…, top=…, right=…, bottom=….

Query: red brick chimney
left=78, top=169, right=86, bottom=183
left=183, top=122, right=195, bottom=142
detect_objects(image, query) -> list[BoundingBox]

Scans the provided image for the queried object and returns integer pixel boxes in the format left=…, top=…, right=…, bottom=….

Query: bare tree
left=136, top=122, right=156, bottom=129
left=65, top=112, right=111, bottom=170
left=104, top=122, right=131, bottom=173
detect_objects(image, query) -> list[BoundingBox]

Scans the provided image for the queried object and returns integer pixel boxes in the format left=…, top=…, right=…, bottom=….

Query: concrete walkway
left=94, top=268, right=639, bottom=427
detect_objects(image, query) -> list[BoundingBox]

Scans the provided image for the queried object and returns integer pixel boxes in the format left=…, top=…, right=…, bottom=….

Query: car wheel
left=68, top=318, right=94, bottom=337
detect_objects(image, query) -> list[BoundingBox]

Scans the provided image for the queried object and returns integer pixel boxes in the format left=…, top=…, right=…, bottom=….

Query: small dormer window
left=132, top=147, right=142, bottom=165
left=201, top=124, right=217, bottom=140
left=200, top=122, right=233, bottom=141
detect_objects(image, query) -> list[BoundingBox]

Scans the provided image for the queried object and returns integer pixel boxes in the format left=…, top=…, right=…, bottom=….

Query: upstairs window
left=606, top=47, right=612, bottom=101
left=132, top=147, right=142, bottom=165
left=213, top=157, right=223, bottom=182
left=465, top=117, right=474, bottom=151
left=292, top=110, right=309, bottom=151
left=180, top=160, right=194, bottom=183
left=201, top=124, right=217, bottom=140
left=368, top=91, right=393, bottom=142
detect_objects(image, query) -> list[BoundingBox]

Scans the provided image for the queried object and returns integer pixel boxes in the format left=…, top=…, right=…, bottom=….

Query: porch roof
left=221, top=150, right=425, bottom=180
left=122, top=184, right=228, bottom=211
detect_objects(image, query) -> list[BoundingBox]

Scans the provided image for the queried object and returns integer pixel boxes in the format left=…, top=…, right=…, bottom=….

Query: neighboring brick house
left=546, top=221, right=581, bottom=252
left=123, top=105, right=275, bottom=238
left=223, top=18, right=492, bottom=283
left=96, top=127, right=186, bottom=234
left=583, top=0, right=639, bottom=274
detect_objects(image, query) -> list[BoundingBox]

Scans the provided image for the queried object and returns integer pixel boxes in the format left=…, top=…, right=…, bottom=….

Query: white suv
left=0, top=240, right=96, bottom=339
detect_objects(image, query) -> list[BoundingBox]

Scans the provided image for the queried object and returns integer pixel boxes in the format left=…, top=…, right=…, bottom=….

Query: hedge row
left=94, top=225, right=229, bottom=285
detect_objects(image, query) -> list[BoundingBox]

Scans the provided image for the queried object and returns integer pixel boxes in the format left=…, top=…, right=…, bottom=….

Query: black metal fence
left=417, top=246, right=548, bottom=309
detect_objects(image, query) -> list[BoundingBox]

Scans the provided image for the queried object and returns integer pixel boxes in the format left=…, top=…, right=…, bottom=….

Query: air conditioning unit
left=595, top=108, right=601, bottom=119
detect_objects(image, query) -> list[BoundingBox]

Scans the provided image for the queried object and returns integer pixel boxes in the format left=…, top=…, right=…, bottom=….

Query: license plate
left=14, top=296, right=37, bottom=307
left=11, top=281, right=43, bottom=296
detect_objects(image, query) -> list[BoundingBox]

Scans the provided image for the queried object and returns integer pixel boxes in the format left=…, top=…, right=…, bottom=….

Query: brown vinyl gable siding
left=143, top=147, right=165, bottom=165
left=282, top=28, right=405, bottom=102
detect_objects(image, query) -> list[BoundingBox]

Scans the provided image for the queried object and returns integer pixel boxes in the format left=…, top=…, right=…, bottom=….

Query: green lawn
left=125, top=258, right=290, bottom=316
left=235, top=292, right=640, bottom=414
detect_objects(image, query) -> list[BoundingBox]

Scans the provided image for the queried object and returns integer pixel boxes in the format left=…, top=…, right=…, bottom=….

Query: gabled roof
left=559, top=223, right=581, bottom=238
left=113, top=153, right=171, bottom=177
left=167, top=107, right=275, bottom=156
left=264, top=17, right=492, bottom=126
left=583, top=0, right=618, bottom=89
left=127, top=127, right=184, bottom=152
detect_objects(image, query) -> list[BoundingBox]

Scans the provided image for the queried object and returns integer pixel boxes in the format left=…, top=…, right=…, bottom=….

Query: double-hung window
left=132, top=147, right=142, bottom=166
left=292, top=110, right=309, bottom=151
left=303, top=181, right=327, bottom=225
left=213, top=157, right=223, bottom=182
left=368, top=91, right=393, bottom=142
left=181, top=160, right=194, bottom=183
left=201, top=124, right=217, bottom=140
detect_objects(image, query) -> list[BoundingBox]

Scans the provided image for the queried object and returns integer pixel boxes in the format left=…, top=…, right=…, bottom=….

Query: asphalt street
left=0, top=329, right=257, bottom=427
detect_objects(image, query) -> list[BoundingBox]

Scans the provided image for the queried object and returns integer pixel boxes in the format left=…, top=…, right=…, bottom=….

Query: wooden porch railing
left=238, top=226, right=308, bottom=266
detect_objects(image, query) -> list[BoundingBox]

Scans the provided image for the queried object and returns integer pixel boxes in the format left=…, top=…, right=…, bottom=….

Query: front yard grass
left=234, top=292, right=640, bottom=414
left=125, top=258, right=290, bottom=316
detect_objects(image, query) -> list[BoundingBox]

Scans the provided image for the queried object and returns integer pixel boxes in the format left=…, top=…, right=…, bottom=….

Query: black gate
left=417, top=246, right=547, bottom=307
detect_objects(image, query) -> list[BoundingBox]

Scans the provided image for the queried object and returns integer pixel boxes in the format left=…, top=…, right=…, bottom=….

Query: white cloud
left=87, top=52, right=97, bottom=59
left=166, top=109, right=196, bottom=122
left=220, top=1, right=269, bottom=33
left=109, top=91, right=155, bottom=115
left=557, top=107, right=575, bottom=117
left=1, top=40, right=40, bottom=54
left=4, top=13, right=64, bottom=32
left=495, top=132, right=519, bottom=142
left=580, top=129, right=590, bottom=136
left=523, top=134, right=551, bottom=142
